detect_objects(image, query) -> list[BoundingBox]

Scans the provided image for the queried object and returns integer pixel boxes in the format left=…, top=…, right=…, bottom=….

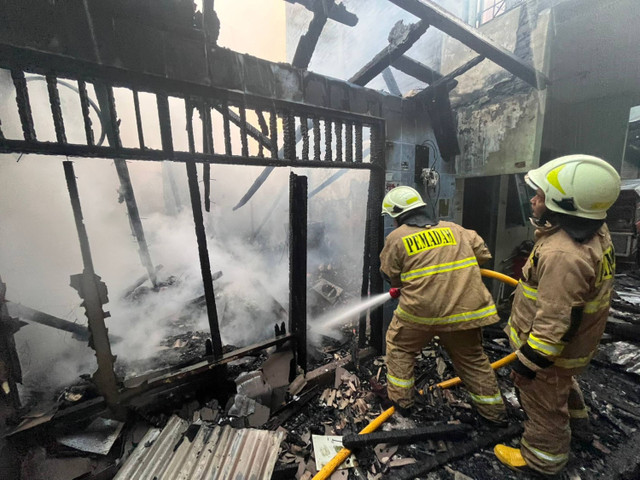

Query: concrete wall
left=441, top=4, right=552, bottom=178
left=541, top=94, right=638, bottom=172
left=540, top=0, right=640, bottom=176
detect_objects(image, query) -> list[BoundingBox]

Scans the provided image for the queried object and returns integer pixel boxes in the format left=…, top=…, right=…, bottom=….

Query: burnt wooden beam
left=94, top=83, right=158, bottom=288
left=285, top=0, right=358, bottom=27
left=0, top=138, right=381, bottom=170
left=342, top=423, right=472, bottom=449
left=349, top=20, right=428, bottom=87
left=387, top=0, right=548, bottom=89
left=6, top=302, right=90, bottom=341
left=366, top=126, right=386, bottom=352
left=292, top=0, right=336, bottom=69
left=184, top=100, right=223, bottom=360
left=289, top=173, right=308, bottom=372
left=391, top=424, right=523, bottom=480
left=382, top=68, right=402, bottom=96
left=413, top=54, right=485, bottom=101
left=64, top=161, right=120, bottom=408
left=11, top=70, right=36, bottom=142
left=392, top=55, right=443, bottom=84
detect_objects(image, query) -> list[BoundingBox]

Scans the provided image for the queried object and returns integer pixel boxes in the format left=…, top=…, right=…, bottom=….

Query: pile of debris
left=3, top=271, right=640, bottom=479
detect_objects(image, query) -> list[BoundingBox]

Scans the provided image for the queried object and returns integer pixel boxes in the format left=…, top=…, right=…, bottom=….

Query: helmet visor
left=524, top=174, right=539, bottom=196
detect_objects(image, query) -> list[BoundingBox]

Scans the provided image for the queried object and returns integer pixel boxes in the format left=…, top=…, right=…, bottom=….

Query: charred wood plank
left=349, top=20, right=428, bottom=87
left=345, top=122, right=353, bottom=162
left=64, top=161, right=120, bottom=408
left=184, top=101, right=223, bottom=359
left=342, top=423, right=472, bottom=449
left=335, top=121, right=342, bottom=161
left=289, top=173, right=308, bottom=372
left=199, top=102, right=214, bottom=212
left=367, top=126, right=386, bottom=352
left=387, top=0, right=548, bottom=88
left=270, top=463, right=299, bottom=480
left=222, top=100, right=232, bottom=156
left=114, top=158, right=159, bottom=287
left=313, top=117, right=321, bottom=161
left=257, top=111, right=269, bottom=158
left=0, top=138, right=381, bottom=170
left=413, top=54, right=485, bottom=101
left=283, top=111, right=296, bottom=160
left=324, top=118, right=332, bottom=161
left=300, top=115, right=309, bottom=160
left=92, top=84, right=158, bottom=288
left=239, top=102, right=249, bottom=157
left=354, top=124, right=363, bottom=163
left=101, top=85, right=122, bottom=149
left=382, top=68, right=402, bottom=96
left=285, top=0, right=358, bottom=27
left=392, top=55, right=443, bottom=84
left=292, top=0, right=336, bottom=69
left=46, top=76, right=67, bottom=144
left=269, top=108, right=278, bottom=159
left=266, top=386, right=319, bottom=430
left=605, top=319, right=640, bottom=342
left=6, top=302, right=90, bottom=341
left=11, top=70, right=36, bottom=142
left=132, top=90, right=145, bottom=149
left=77, top=80, right=95, bottom=146
left=390, top=425, right=522, bottom=480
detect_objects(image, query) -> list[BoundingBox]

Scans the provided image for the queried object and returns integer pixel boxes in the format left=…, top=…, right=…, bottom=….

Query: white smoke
left=0, top=69, right=369, bottom=401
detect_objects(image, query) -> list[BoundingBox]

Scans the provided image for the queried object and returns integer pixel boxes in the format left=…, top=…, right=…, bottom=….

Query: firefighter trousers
left=515, top=370, right=587, bottom=475
left=385, top=316, right=506, bottom=422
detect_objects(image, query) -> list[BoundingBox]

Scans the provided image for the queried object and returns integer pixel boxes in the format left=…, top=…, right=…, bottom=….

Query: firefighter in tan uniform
left=494, top=155, right=621, bottom=475
left=380, top=186, right=507, bottom=424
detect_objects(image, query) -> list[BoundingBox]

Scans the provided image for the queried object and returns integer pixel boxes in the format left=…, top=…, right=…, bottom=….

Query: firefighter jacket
left=380, top=221, right=499, bottom=332
left=508, top=223, right=615, bottom=378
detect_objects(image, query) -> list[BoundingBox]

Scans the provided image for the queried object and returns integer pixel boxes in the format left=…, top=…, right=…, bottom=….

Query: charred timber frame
left=350, top=20, right=429, bottom=87
left=387, top=0, right=548, bottom=89
left=285, top=0, right=358, bottom=27
left=0, top=42, right=387, bottom=394
left=289, top=173, right=308, bottom=372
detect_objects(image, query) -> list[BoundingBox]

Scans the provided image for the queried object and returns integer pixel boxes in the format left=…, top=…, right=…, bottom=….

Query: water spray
left=312, top=287, right=401, bottom=334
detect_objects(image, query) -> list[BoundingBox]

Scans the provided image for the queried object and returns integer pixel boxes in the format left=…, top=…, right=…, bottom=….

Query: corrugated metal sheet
left=114, top=415, right=284, bottom=480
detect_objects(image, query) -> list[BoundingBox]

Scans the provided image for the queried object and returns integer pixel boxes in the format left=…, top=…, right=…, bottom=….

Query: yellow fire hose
left=312, top=269, right=519, bottom=480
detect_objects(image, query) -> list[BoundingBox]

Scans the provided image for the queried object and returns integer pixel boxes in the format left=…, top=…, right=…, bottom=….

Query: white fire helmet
left=381, top=186, right=427, bottom=218
left=525, top=154, right=621, bottom=220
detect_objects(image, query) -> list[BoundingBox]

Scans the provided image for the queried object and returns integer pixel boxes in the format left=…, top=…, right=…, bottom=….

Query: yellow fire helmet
left=525, top=154, right=621, bottom=220
left=381, top=186, right=427, bottom=218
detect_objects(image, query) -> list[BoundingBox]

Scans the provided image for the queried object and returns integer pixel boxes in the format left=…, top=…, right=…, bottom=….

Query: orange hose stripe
left=480, top=268, right=519, bottom=287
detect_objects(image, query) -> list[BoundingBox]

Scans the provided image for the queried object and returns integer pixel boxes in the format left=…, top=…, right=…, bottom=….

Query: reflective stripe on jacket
left=509, top=223, right=615, bottom=376
left=380, top=221, right=499, bottom=332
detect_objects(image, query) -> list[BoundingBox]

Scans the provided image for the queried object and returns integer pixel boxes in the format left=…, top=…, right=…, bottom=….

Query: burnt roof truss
left=350, top=19, right=429, bottom=87
left=387, top=0, right=549, bottom=89
left=289, top=0, right=359, bottom=69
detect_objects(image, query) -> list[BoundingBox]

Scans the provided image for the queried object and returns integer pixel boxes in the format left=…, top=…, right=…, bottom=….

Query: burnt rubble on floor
left=2, top=273, right=640, bottom=479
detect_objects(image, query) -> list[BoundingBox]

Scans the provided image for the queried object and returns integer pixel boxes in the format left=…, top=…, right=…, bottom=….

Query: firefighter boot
left=494, top=444, right=527, bottom=470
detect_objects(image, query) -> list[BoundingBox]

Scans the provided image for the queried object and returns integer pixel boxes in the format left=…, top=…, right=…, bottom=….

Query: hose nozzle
left=389, top=288, right=401, bottom=299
